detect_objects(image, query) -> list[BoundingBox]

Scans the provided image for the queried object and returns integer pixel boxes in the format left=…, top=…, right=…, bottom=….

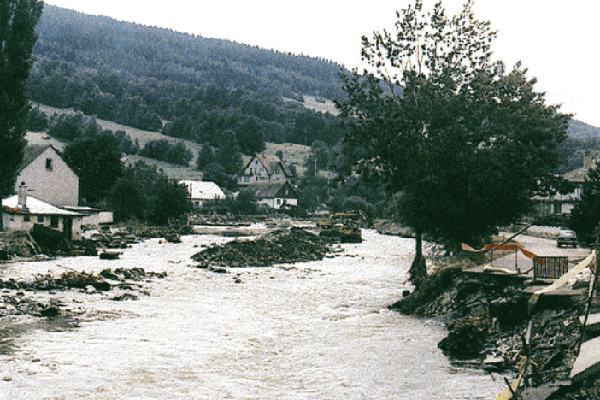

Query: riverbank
left=389, top=247, right=598, bottom=399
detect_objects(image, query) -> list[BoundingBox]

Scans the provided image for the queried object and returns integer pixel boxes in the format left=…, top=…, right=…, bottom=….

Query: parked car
left=556, top=230, right=577, bottom=248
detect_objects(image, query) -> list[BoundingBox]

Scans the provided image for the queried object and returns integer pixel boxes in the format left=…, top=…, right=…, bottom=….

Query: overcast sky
left=44, top=0, right=600, bottom=126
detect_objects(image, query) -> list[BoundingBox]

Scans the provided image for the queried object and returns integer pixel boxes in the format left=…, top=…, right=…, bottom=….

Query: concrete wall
left=2, top=214, right=82, bottom=241
left=257, top=197, right=298, bottom=210
left=81, top=211, right=113, bottom=227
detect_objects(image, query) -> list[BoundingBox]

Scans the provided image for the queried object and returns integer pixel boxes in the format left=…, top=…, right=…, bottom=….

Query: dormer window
left=45, top=158, right=53, bottom=171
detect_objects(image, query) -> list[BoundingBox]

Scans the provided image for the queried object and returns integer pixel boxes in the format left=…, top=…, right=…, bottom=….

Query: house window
left=37, top=215, right=44, bottom=223
left=50, top=216, right=59, bottom=228
left=46, top=158, right=53, bottom=171
left=24, top=215, right=31, bottom=222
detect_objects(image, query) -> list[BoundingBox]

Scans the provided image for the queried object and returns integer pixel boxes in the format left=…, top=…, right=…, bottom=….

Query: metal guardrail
left=533, top=256, right=569, bottom=279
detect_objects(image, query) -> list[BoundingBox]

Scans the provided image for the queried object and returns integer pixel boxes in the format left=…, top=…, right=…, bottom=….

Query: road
left=503, top=233, right=591, bottom=259
left=471, top=233, right=593, bottom=275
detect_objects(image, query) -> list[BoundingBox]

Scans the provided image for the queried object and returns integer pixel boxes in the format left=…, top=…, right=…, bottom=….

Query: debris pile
left=192, top=227, right=336, bottom=270
left=0, top=231, right=42, bottom=258
left=88, top=225, right=190, bottom=248
left=0, top=267, right=167, bottom=319
left=390, top=268, right=584, bottom=386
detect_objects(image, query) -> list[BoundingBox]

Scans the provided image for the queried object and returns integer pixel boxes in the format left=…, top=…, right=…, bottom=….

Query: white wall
left=81, top=211, right=114, bottom=227
left=257, top=197, right=298, bottom=210
left=17, top=147, right=79, bottom=207
left=2, top=213, right=83, bottom=241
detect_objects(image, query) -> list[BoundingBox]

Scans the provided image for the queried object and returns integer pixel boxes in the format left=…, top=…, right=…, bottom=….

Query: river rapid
left=0, top=228, right=506, bottom=399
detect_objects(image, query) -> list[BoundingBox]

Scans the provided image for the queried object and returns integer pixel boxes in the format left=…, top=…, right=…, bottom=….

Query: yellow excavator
left=317, top=211, right=368, bottom=243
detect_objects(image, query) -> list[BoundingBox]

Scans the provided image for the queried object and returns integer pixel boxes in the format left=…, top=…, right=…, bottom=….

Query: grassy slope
left=27, top=103, right=314, bottom=181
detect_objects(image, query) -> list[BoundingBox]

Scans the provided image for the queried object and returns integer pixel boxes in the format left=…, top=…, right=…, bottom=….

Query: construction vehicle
left=317, top=211, right=368, bottom=243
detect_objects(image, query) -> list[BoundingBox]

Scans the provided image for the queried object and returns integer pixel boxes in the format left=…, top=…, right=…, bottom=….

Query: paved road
left=503, top=233, right=591, bottom=259
left=471, top=233, right=593, bottom=275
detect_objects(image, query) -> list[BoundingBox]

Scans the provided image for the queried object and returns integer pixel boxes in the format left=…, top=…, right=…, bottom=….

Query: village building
left=15, top=144, right=79, bottom=207
left=246, top=181, right=298, bottom=210
left=180, top=180, right=226, bottom=208
left=63, top=205, right=114, bottom=227
left=2, top=145, right=112, bottom=237
left=238, top=154, right=292, bottom=186
left=2, top=188, right=83, bottom=241
left=531, top=150, right=596, bottom=220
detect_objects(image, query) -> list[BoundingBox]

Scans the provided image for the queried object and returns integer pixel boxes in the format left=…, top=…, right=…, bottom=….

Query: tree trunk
left=409, top=226, right=427, bottom=289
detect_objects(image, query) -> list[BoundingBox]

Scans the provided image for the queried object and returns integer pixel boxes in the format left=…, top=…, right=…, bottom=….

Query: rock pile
left=390, top=268, right=584, bottom=386
left=192, top=227, right=336, bottom=270
left=0, top=267, right=167, bottom=319
left=0, top=231, right=42, bottom=258
left=85, top=225, right=189, bottom=251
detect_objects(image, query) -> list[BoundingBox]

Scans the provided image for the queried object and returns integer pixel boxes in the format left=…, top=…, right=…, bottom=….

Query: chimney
left=17, top=182, right=27, bottom=210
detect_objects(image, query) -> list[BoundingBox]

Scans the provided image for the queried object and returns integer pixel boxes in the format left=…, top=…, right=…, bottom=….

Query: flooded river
left=0, top=228, right=505, bottom=399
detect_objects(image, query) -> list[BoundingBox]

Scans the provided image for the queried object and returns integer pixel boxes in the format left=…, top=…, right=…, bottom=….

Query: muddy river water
left=0, top=228, right=505, bottom=399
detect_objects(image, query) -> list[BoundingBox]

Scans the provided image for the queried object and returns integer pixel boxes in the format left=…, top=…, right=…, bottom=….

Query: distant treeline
left=28, top=5, right=349, bottom=151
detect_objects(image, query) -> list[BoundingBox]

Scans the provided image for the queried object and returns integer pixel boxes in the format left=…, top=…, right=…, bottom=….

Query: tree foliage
left=139, top=139, right=193, bottom=166
left=62, top=132, right=124, bottom=204
left=336, top=0, right=570, bottom=281
left=26, top=106, right=49, bottom=131
left=0, top=0, right=43, bottom=200
left=196, top=145, right=217, bottom=171
left=28, top=5, right=346, bottom=149
left=107, top=161, right=191, bottom=224
left=569, top=167, right=600, bottom=245
left=201, top=162, right=237, bottom=191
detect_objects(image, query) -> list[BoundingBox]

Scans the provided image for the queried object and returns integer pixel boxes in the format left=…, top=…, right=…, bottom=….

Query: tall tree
left=107, top=161, right=191, bottom=224
left=336, top=0, right=569, bottom=287
left=0, top=0, right=44, bottom=202
left=62, top=133, right=123, bottom=204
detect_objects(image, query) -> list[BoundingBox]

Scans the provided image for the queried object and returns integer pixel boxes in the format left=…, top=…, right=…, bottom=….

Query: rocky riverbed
left=0, top=267, right=168, bottom=338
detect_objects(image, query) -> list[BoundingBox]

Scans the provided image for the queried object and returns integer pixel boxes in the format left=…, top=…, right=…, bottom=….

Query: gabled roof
left=2, top=195, right=80, bottom=216
left=248, top=154, right=291, bottom=177
left=563, top=167, right=589, bottom=183
left=246, top=182, right=295, bottom=198
left=180, top=180, right=226, bottom=200
left=18, top=144, right=55, bottom=173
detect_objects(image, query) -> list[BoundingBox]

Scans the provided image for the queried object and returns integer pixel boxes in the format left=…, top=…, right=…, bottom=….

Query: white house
left=2, top=190, right=83, bottom=241
left=180, top=180, right=226, bottom=208
left=16, top=144, right=79, bottom=207
left=247, top=182, right=298, bottom=210
left=238, top=154, right=292, bottom=186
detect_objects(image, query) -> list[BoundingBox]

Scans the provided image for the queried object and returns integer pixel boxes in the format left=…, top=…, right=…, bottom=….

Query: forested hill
left=28, top=5, right=600, bottom=160
left=29, top=5, right=348, bottom=148
left=568, top=119, right=600, bottom=140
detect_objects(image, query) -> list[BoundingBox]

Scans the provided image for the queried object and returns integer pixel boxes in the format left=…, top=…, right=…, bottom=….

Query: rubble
left=191, top=227, right=337, bottom=270
left=389, top=267, right=586, bottom=393
left=0, top=267, right=167, bottom=319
